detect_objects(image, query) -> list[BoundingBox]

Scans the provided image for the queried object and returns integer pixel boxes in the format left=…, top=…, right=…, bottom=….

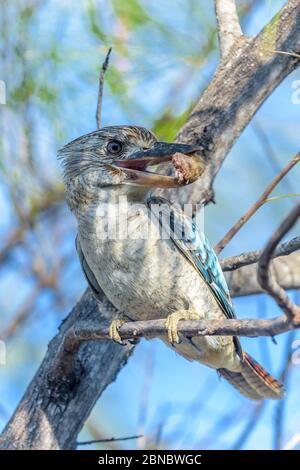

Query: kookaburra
left=59, top=125, right=284, bottom=400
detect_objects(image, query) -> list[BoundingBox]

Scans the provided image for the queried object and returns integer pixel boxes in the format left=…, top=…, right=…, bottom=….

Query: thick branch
left=161, top=0, right=300, bottom=208
left=215, top=0, right=243, bottom=58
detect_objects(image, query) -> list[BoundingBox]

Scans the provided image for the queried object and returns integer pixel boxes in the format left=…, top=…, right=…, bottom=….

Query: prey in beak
left=113, top=141, right=204, bottom=188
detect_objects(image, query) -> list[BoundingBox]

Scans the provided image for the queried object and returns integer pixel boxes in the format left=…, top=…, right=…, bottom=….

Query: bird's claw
left=165, top=310, right=200, bottom=344
left=109, top=319, right=125, bottom=344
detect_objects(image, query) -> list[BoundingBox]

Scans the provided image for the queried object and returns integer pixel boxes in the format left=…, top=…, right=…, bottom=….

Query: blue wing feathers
left=148, top=196, right=243, bottom=358
left=148, top=197, right=236, bottom=321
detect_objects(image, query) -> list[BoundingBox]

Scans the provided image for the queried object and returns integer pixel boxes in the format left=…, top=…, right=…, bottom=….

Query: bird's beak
left=113, top=141, right=202, bottom=188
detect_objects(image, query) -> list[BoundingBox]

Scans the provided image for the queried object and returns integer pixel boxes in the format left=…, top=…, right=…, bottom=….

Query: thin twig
left=84, top=421, right=120, bottom=450
left=220, top=235, right=300, bottom=272
left=257, top=203, right=300, bottom=322
left=273, top=50, right=300, bottom=60
left=77, top=434, right=142, bottom=446
left=215, top=152, right=300, bottom=254
left=96, top=47, right=112, bottom=129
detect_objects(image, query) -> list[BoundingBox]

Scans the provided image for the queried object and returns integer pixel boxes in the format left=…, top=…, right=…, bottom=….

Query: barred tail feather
left=217, top=368, right=263, bottom=400
left=218, top=352, right=285, bottom=400
left=242, top=352, right=284, bottom=399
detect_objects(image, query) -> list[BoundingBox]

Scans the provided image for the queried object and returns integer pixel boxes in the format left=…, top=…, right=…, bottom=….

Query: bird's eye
left=107, top=140, right=123, bottom=155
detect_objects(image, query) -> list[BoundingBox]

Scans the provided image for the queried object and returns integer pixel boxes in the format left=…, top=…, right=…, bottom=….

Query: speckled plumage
left=59, top=125, right=284, bottom=400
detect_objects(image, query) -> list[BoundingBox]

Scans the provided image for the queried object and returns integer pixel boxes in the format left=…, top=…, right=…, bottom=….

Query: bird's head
left=59, top=125, right=201, bottom=208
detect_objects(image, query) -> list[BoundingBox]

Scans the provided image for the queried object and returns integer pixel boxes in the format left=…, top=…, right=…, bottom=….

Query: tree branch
left=53, top=315, right=294, bottom=352
left=46, top=314, right=297, bottom=387
left=226, top=252, right=300, bottom=297
left=221, top=235, right=300, bottom=271
left=257, top=203, right=300, bottom=322
left=215, top=152, right=300, bottom=254
left=215, top=0, right=243, bottom=58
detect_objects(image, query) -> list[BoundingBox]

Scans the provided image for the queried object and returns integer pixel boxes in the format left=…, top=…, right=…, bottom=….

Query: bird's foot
left=109, top=318, right=125, bottom=344
left=165, top=309, right=200, bottom=344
